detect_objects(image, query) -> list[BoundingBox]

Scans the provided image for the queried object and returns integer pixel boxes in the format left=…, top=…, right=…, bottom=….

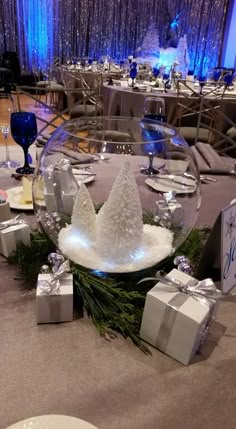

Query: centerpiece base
left=58, top=224, right=173, bottom=273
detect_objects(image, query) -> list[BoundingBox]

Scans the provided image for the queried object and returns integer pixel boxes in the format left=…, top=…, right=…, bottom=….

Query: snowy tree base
left=58, top=224, right=174, bottom=273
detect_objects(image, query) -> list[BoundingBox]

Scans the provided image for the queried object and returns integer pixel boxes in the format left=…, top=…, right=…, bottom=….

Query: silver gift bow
left=38, top=259, right=70, bottom=295
left=138, top=271, right=223, bottom=305
left=0, top=214, right=27, bottom=231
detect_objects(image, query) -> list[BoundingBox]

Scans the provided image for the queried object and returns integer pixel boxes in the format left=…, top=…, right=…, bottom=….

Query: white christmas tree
left=140, top=23, right=160, bottom=57
left=71, top=182, right=96, bottom=245
left=96, top=160, right=143, bottom=264
left=176, top=35, right=190, bottom=77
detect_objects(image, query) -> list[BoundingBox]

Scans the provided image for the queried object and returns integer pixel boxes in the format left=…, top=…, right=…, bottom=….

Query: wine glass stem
left=4, top=135, right=10, bottom=162
left=23, top=147, right=30, bottom=168
left=149, top=153, right=154, bottom=169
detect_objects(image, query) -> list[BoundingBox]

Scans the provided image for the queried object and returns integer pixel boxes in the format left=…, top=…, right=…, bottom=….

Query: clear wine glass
left=141, top=97, right=166, bottom=175
left=0, top=94, right=20, bottom=169
left=10, top=112, right=37, bottom=174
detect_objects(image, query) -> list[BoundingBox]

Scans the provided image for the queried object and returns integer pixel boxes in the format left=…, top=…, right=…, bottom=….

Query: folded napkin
left=191, top=142, right=229, bottom=174
left=50, top=147, right=94, bottom=165
left=36, top=135, right=49, bottom=147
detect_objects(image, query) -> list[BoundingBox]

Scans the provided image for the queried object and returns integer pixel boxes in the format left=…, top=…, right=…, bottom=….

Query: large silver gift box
left=140, top=269, right=214, bottom=365
left=36, top=273, right=73, bottom=324
left=0, top=223, right=30, bottom=257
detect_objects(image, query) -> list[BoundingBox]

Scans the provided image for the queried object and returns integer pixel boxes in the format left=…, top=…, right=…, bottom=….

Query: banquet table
left=1, top=152, right=236, bottom=429
left=103, top=84, right=236, bottom=135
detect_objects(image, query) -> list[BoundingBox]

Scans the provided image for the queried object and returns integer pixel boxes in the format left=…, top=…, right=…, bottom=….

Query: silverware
left=154, top=174, right=196, bottom=188
left=183, top=172, right=217, bottom=183
left=200, top=176, right=217, bottom=182
left=73, top=172, right=96, bottom=177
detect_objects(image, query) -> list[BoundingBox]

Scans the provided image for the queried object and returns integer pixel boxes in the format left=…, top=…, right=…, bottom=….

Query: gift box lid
left=147, top=269, right=211, bottom=323
left=0, top=223, right=29, bottom=235
left=36, top=273, right=73, bottom=296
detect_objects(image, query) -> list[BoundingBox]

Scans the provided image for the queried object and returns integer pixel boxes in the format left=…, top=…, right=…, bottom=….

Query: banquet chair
left=61, top=68, right=103, bottom=118
left=33, top=58, right=64, bottom=109
left=174, top=80, right=226, bottom=146
left=15, top=84, right=96, bottom=138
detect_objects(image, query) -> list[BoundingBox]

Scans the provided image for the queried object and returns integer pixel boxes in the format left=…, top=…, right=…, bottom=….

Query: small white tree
left=141, top=23, right=160, bottom=57
left=71, top=182, right=96, bottom=245
left=96, top=160, right=143, bottom=264
left=176, top=35, right=189, bottom=76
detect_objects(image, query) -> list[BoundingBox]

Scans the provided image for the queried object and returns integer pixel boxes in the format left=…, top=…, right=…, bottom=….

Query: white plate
left=6, top=186, right=33, bottom=210
left=72, top=169, right=95, bottom=184
left=145, top=175, right=196, bottom=194
left=6, top=415, right=98, bottom=429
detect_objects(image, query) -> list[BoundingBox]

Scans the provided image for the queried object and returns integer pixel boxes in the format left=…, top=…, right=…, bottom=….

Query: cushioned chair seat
left=70, top=103, right=102, bottom=118
left=179, top=126, right=211, bottom=143
left=36, top=80, right=50, bottom=87
left=226, top=126, right=236, bottom=139
left=48, top=83, right=64, bottom=91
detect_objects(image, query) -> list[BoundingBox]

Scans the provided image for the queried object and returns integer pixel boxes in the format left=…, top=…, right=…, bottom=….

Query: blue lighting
left=91, top=270, right=108, bottom=279
left=16, top=0, right=54, bottom=70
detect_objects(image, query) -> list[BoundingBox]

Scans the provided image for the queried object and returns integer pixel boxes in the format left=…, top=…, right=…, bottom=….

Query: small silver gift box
left=36, top=273, right=73, bottom=323
left=140, top=269, right=215, bottom=365
left=0, top=223, right=30, bottom=257
left=44, top=162, right=77, bottom=215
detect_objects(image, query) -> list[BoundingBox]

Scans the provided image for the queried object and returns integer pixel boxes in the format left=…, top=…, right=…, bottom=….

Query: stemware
left=0, top=94, right=20, bottom=169
left=153, top=67, right=159, bottom=79
left=141, top=97, right=166, bottom=175
left=0, top=122, right=20, bottom=169
left=199, top=76, right=206, bottom=95
left=224, top=72, right=234, bottom=89
left=212, top=70, right=221, bottom=83
left=130, top=66, right=137, bottom=87
left=10, top=112, right=37, bottom=174
left=163, top=73, right=170, bottom=91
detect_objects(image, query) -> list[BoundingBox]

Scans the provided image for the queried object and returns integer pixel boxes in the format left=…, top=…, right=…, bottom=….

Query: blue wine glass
left=10, top=112, right=37, bottom=175
left=130, top=67, right=137, bottom=87
left=213, top=70, right=221, bottom=82
left=163, top=73, right=170, bottom=92
left=224, top=73, right=234, bottom=88
left=141, top=97, right=166, bottom=175
left=199, top=76, right=206, bottom=95
left=153, top=67, right=159, bottom=78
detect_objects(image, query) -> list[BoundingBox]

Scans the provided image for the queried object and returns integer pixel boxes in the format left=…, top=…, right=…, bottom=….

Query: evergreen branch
left=7, top=224, right=210, bottom=352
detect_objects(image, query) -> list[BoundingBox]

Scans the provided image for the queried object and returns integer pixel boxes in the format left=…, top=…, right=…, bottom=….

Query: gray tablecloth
left=103, top=85, right=236, bottom=135
left=1, top=165, right=236, bottom=429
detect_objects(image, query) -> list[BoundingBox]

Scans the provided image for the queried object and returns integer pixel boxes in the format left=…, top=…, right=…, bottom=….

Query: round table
left=1, top=151, right=236, bottom=429
left=103, top=84, right=236, bottom=136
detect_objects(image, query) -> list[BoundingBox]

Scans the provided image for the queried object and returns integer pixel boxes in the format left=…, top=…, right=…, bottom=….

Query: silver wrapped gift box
left=36, top=273, right=73, bottom=324
left=140, top=269, right=216, bottom=365
left=0, top=222, right=30, bottom=257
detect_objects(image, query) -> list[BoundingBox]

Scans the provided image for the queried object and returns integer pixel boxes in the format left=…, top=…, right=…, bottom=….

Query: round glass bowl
left=33, top=117, right=200, bottom=273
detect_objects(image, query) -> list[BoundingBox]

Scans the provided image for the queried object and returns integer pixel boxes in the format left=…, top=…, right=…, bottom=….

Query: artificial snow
left=58, top=224, right=173, bottom=274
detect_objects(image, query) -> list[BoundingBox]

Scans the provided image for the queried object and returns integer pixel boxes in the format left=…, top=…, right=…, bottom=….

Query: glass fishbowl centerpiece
left=33, top=117, right=200, bottom=273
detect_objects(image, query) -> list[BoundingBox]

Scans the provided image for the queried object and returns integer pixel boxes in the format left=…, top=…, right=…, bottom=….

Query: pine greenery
left=7, top=224, right=210, bottom=351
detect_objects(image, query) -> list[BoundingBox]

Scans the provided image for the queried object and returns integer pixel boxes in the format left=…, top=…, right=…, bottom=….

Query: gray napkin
left=191, top=142, right=229, bottom=174
left=50, top=147, right=94, bottom=164
left=36, top=135, right=49, bottom=147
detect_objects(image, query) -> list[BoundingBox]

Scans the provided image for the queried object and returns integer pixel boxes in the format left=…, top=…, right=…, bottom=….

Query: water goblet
left=224, top=72, right=234, bottom=89
left=199, top=76, right=206, bottom=95
left=141, top=97, right=166, bottom=175
left=213, top=70, right=221, bottom=83
left=130, top=67, right=137, bottom=87
left=10, top=112, right=37, bottom=175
